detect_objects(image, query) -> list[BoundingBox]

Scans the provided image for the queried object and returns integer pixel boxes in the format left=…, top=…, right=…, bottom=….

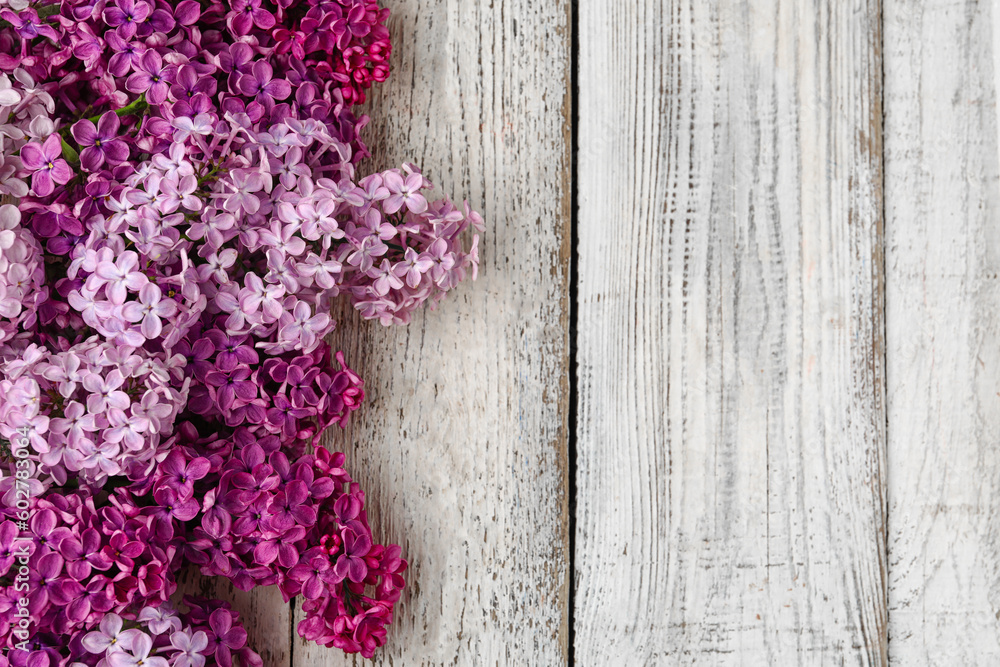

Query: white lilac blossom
left=0, top=336, right=190, bottom=486
left=61, top=115, right=480, bottom=355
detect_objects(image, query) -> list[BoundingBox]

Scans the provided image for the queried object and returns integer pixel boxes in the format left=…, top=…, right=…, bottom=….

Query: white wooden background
left=188, top=0, right=1000, bottom=664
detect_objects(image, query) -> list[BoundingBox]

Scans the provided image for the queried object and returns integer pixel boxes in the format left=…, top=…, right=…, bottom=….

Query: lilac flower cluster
left=0, top=68, right=53, bottom=199
left=0, top=485, right=266, bottom=665
left=0, top=205, right=46, bottom=346
left=158, top=423, right=407, bottom=654
left=0, top=0, right=485, bottom=659
left=23, top=598, right=260, bottom=667
left=0, top=335, right=190, bottom=486
left=181, top=329, right=364, bottom=448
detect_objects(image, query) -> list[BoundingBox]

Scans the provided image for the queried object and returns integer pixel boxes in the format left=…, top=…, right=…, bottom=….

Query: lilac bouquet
left=0, top=0, right=482, bottom=662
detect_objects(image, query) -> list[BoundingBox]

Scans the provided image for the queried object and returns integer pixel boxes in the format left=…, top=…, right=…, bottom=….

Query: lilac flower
left=221, top=170, right=264, bottom=215
left=106, top=408, right=149, bottom=451
left=258, top=219, right=306, bottom=256
left=151, top=142, right=195, bottom=179
left=107, top=633, right=169, bottom=667
left=258, top=125, right=303, bottom=158
left=288, top=552, right=333, bottom=599
left=209, top=330, right=259, bottom=371
left=105, top=31, right=147, bottom=76
left=196, top=249, right=238, bottom=284
left=264, top=394, right=311, bottom=437
left=277, top=301, right=331, bottom=350
left=59, top=527, right=113, bottom=579
left=159, top=451, right=211, bottom=498
left=81, top=613, right=141, bottom=654
left=217, top=42, right=255, bottom=80
left=137, top=605, right=183, bottom=635
left=237, top=61, right=291, bottom=110
left=393, top=247, right=435, bottom=288
left=20, top=135, right=72, bottom=197
left=171, top=65, right=218, bottom=101
left=103, top=0, right=152, bottom=41
left=370, top=259, right=404, bottom=296
left=333, top=3, right=373, bottom=49
left=71, top=111, right=130, bottom=171
left=82, top=369, right=129, bottom=413
left=99, top=316, right=148, bottom=349
left=238, top=273, right=284, bottom=320
left=53, top=574, right=114, bottom=622
left=173, top=0, right=201, bottom=25
left=0, top=521, right=26, bottom=576
left=48, top=401, right=98, bottom=447
left=334, top=521, right=372, bottom=583
left=160, top=174, right=202, bottom=213
left=91, top=250, right=148, bottom=304
left=172, top=114, right=214, bottom=142
left=27, top=551, right=64, bottom=610
left=0, top=8, right=59, bottom=40
left=268, top=480, right=316, bottom=530
left=206, top=609, right=249, bottom=667
left=170, top=630, right=209, bottom=667
left=382, top=171, right=428, bottom=214
left=126, top=51, right=176, bottom=105
left=101, top=531, right=144, bottom=571
left=205, top=366, right=256, bottom=412
left=228, top=0, right=275, bottom=35
left=122, top=283, right=177, bottom=338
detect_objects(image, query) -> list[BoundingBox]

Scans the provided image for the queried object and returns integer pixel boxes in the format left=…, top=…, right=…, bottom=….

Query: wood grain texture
left=884, top=1, right=1000, bottom=663
left=574, top=1, right=887, bottom=664
left=289, top=0, right=572, bottom=664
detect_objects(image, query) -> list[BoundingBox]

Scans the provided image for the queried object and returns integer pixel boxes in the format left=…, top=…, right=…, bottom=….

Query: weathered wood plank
left=884, top=2, right=1000, bottom=663
left=574, top=1, right=887, bottom=664
left=291, top=0, right=572, bottom=664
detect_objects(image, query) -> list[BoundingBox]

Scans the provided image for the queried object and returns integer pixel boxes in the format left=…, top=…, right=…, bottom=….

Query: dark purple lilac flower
left=71, top=111, right=130, bottom=171
left=101, top=531, right=145, bottom=571
left=28, top=552, right=64, bottom=612
left=158, top=451, right=211, bottom=499
left=0, top=8, right=60, bottom=40
left=103, top=0, right=152, bottom=40
left=173, top=0, right=201, bottom=25
left=228, top=0, right=275, bottom=35
left=126, top=51, right=176, bottom=104
left=231, top=465, right=279, bottom=505
left=170, top=65, right=218, bottom=101
left=59, top=527, right=113, bottom=579
left=237, top=61, right=291, bottom=110
left=0, top=521, right=26, bottom=576
left=205, top=366, right=257, bottom=412
left=268, top=480, right=316, bottom=531
left=147, top=486, right=200, bottom=529
left=333, top=521, right=372, bottom=583
left=105, top=31, right=147, bottom=77
left=206, top=609, right=249, bottom=667
left=204, top=329, right=259, bottom=372
left=333, top=3, right=372, bottom=50
left=288, top=551, right=333, bottom=599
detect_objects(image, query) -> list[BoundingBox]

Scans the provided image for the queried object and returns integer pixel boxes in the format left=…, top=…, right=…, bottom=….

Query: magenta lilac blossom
left=0, top=0, right=483, bottom=660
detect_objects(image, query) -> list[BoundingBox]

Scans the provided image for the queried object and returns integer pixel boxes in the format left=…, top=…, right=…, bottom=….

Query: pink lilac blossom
left=0, top=0, right=483, bottom=660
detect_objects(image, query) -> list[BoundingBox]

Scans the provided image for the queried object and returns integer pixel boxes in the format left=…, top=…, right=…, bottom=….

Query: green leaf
left=60, top=137, right=80, bottom=165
